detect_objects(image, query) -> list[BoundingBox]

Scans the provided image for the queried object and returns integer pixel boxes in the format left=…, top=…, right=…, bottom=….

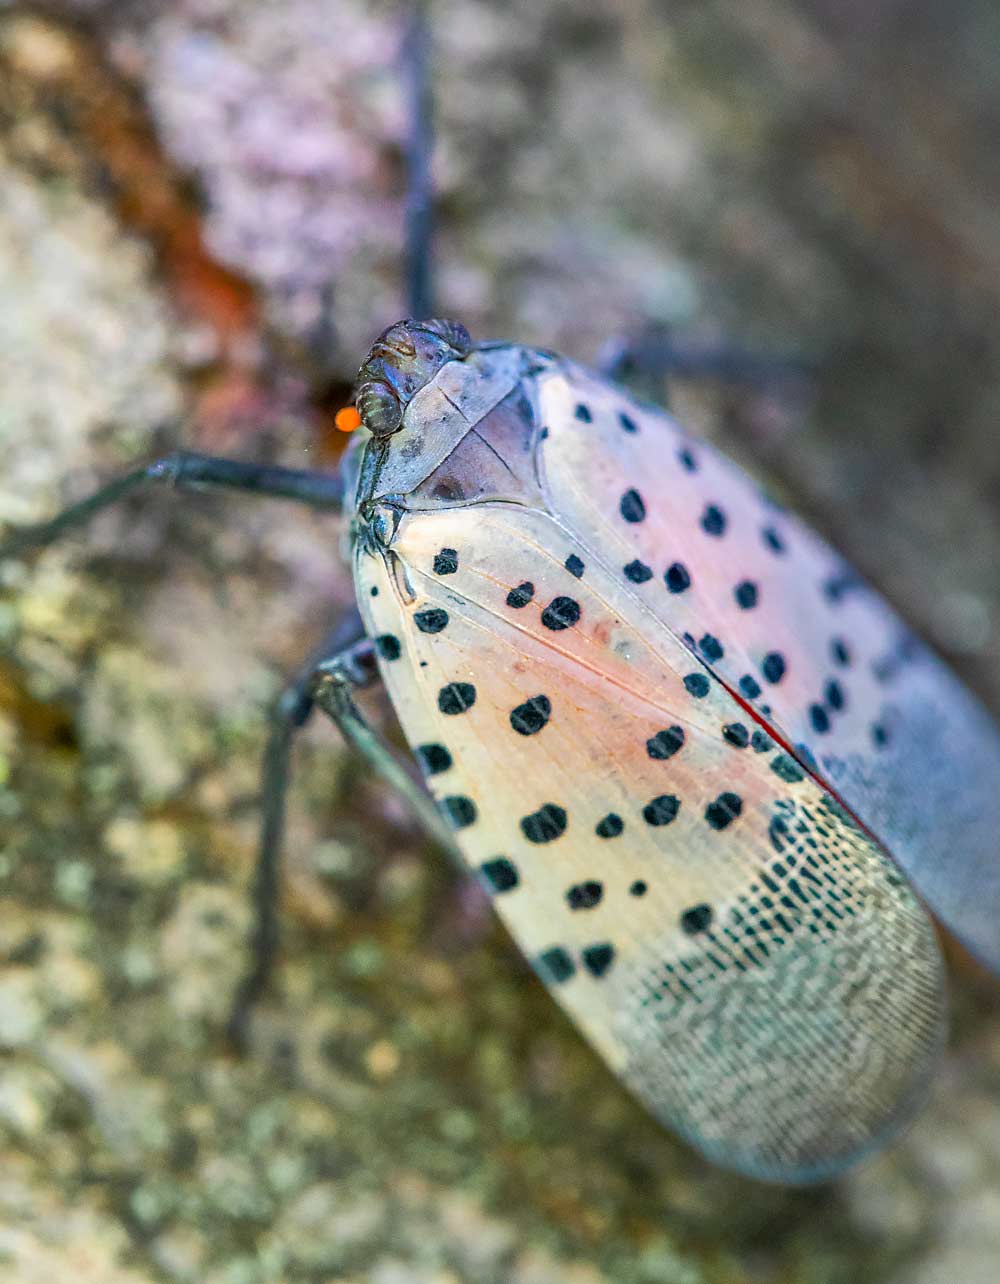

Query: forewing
left=537, top=361, right=1000, bottom=976
left=356, top=502, right=944, bottom=1182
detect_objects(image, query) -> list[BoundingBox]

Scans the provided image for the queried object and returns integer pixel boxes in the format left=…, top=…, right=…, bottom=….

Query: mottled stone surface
left=2, top=3, right=999, bottom=1282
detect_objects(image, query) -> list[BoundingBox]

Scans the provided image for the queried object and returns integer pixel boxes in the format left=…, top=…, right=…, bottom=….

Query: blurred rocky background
left=1, top=1, right=999, bottom=1281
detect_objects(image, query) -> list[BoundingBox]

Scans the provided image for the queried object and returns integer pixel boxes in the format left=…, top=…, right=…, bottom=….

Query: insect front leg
left=310, top=653, right=460, bottom=861
left=0, top=451, right=343, bottom=559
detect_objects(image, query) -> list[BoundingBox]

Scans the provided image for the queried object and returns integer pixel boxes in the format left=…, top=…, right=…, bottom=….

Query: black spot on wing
left=624, top=559, right=653, bottom=584
left=740, top=674, right=762, bottom=699
left=480, top=857, right=519, bottom=893
left=705, top=792, right=743, bottom=830
left=374, top=634, right=401, bottom=661
left=701, top=504, right=726, bottom=536
left=541, top=597, right=581, bottom=630
left=566, top=881, right=603, bottom=910
left=734, top=580, right=759, bottom=609
left=620, top=488, right=646, bottom=523
left=643, top=794, right=680, bottom=826
left=416, top=743, right=452, bottom=775
left=438, top=682, right=476, bottom=715
left=506, top=581, right=534, bottom=608
left=680, top=904, right=713, bottom=935
left=414, top=607, right=449, bottom=634
left=538, top=946, right=575, bottom=984
left=443, top=795, right=477, bottom=829
left=595, top=813, right=623, bottom=838
left=582, top=943, right=615, bottom=977
left=521, top=803, right=567, bottom=843
left=565, top=553, right=585, bottom=578
left=699, top=633, right=724, bottom=662
left=647, top=726, right=685, bottom=759
left=665, top=562, right=691, bottom=594
left=510, top=695, right=552, bottom=736
left=433, top=547, right=458, bottom=575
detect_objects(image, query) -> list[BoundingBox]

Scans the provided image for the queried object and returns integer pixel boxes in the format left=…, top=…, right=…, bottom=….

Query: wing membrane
left=356, top=501, right=944, bottom=1181
left=536, top=361, right=1000, bottom=976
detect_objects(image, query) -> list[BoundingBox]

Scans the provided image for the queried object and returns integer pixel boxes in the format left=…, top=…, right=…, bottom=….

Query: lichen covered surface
left=2, top=4, right=1000, bottom=1283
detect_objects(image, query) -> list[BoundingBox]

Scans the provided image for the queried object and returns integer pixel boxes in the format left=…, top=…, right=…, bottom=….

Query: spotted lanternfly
left=339, top=315, right=1000, bottom=1184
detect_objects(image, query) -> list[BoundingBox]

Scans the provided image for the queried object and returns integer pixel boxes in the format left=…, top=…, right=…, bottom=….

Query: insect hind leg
left=227, top=617, right=377, bottom=1051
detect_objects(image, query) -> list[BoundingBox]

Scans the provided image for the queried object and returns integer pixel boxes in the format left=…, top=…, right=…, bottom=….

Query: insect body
left=344, top=316, right=1000, bottom=1182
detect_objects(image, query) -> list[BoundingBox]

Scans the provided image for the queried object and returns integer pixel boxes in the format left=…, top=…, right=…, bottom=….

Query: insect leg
left=0, top=451, right=343, bottom=559
left=599, top=325, right=816, bottom=403
left=227, top=613, right=374, bottom=1049
left=228, top=618, right=461, bottom=1049
left=403, top=0, right=434, bottom=319
left=311, top=651, right=459, bottom=859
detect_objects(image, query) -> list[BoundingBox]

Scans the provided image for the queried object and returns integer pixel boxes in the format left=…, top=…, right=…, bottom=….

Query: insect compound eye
left=356, top=379, right=403, bottom=438
left=422, top=317, right=472, bottom=357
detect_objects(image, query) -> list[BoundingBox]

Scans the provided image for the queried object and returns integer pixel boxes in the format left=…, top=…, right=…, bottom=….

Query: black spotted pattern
left=680, top=903, right=713, bottom=935
left=438, top=682, right=476, bottom=715
left=618, top=411, right=638, bottom=434
left=826, top=679, right=845, bottom=711
left=620, top=488, right=646, bottom=523
left=574, top=403, right=592, bottom=423
left=538, top=946, right=575, bottom=984
left=510, top=695, right=551, bottom=736
left=624, top=559, right=653, bottom=583
left=706, top=792, right=743, bottom=830
left=566, top=881, right=603, bottom=910
left=734, top=580, right=759, bottom=609
left=416, top=743, right=452, bottom=775
left=665, top=562, right=691, bottom=594
left=433, top=547, right=458, bottom=575
left=701, top=504, right=726, bottom=536
left=722, top=722, right=749, bottom=748
left=521, top=803, right=567, bottom=843
left=762, top=652, right=786, bottom=684
left=647, top=726, right=685, bottom=759
left=595, top=813, right=623, bottom=838
left=565, top=553, right=585, bottom=578
left=582, top=943, right=615, bottom=978
left=414, top=607, right=449, bottom=634
left=643, top=794, right=680, bottom=826
left=740, top=674, right=762, bottom=699
left=374, top=634, right=401, bottom=661
left=630, top=880, right=647, bottom=897
left=480, top=857, right=519, bottom=893
left=506, top=581, right=534, bottom=608
left=700, top=633, right=724, bottom=662
left=810, top=704, right=831, bottom=734
left=541, top=596, right=581, bottom=630
left=771, top=754, right=804, bottom=783
left=683, top=673, right=710, bottom=698
left=443, top=795, right=477, bottom=829
left=762, top=526, right=785, bottom=554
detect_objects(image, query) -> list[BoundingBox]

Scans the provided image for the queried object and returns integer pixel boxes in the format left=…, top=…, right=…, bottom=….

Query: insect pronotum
left=4, top=5, right=999, bottom=1186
